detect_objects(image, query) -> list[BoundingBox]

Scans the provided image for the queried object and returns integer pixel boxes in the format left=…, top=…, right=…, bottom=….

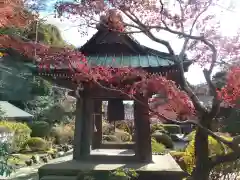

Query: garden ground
left=1, top=154, right=73, bottom=180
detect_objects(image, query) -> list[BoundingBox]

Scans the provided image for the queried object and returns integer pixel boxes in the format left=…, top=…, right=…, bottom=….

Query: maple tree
left=52, top=0, right=240, bottom=180
left=2, top=0, right=240, bottom=179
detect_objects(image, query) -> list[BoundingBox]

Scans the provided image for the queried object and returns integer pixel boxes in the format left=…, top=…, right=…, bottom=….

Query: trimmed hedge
left=25, top=137, right=48, bottom=151
left=151, top=132, right=174, bottom=149
left=29, top=121, right=51, bottom=137
left=162, top=124, right=182, bottom=134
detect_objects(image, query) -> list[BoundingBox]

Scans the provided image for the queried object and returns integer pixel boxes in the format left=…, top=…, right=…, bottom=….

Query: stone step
left=40, top=175, right=76, bottom=180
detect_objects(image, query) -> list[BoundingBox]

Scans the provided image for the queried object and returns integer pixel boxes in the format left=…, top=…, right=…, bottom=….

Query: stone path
left=0, top=154, right=73, bottom=180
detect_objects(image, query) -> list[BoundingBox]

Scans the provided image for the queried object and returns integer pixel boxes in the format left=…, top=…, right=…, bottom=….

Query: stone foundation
left=38, top=154, right=187, bottom=180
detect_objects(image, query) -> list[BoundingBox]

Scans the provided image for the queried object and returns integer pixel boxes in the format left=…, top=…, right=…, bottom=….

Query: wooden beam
left=86, top=86, right=133, bottom=99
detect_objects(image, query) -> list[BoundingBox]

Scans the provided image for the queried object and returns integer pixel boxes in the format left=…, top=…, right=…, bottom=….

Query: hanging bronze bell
left=107, top=99, right=124, bottom=122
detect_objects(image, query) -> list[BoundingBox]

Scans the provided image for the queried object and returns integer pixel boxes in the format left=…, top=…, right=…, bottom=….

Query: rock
left=41, top=156, right=48, bottom=163
left=58, top=151, right=64, bottom=157
left=51, top=153, right=57, bottom=159
left=25, top=159, right=33, bottom=166
left=56, top=145, right=63, bottom=152
left=31, top=155, right=40, bottom=164
left=47, top=154, right=52, bottom=160
left=14, top=163, right=21, bottom=168
left=62, top=145, right=69, bottom=152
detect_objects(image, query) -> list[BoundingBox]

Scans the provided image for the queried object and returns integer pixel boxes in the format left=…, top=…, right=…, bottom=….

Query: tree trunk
left=191, top=118, right=211, bottom=180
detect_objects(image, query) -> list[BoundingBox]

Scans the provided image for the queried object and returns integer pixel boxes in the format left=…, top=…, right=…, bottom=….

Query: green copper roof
left=86, top=55, right=175, bottom=67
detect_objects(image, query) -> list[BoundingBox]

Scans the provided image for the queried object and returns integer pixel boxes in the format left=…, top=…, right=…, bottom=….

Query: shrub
left=162, top=124, right=182, bottom=134
left=0, top=121, right=31, bottom=152
left=151, top=132, right=174, bottom=149
left=0, top=143, right=13, bottom=176
left=50, top=123, right=74, bottom=144
left=183, top=132, right=232, bottom=174
left=185, top=131, right=196, bottom=141
left=170, top=151, right=186, bottom=171
left=151, top=138, right=166, bottom=153
left=28, top=121, right=51, bottom=137
left=25, top=137, right=48, bottom=151
left=150, top=123, right=167, bottom=134
left=102, top=135, right=121, bottom=143
left=102, top=121, right=114, bottom=135
left=115, top=121, right=134, bottom=134
left=170, top=151, right=185, bottom=159
left=114, top=129, right=132, bottom=142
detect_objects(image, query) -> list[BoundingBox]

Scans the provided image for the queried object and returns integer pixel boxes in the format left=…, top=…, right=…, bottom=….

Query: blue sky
left=39, top=0, right=240, bottom=85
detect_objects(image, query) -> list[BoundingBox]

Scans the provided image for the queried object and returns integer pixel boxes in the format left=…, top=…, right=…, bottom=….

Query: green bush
left=29, top=121, right=51, bottom=137
left=102, top=121, right=114, bottom=135
left=150, top=123, right=167, bottom=134
left=0, top=121, right=31, bottom=152
left=0, top=143, right=13, bottom=176
left=185, top=131, right=196, bottom=141
left=102, top=135, right=121, bottom=143
left=151, top=132, right=174, bottom=149
left=151, top=138, right=166, bottom=153
left=25, top=137, right=48, bottom=151
left=183, top=131, right=232, bottom=174
left=170, top=151, right=185, bottom=159
left=162, top=124, right=181, bottom=134
left=114, top=129, right=132, bottom=142
left=50, top=123, right=74, bottom=144
left=170, top=151, right=186, bottom=171
left=115, top=121, right=133, bottom=134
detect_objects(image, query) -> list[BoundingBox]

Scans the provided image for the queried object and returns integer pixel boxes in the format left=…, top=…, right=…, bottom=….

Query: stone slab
left=39, top=153, right=187, bottom=180
left=39, top=153, right=182, bottom=174
left=40, top=176, right=76, bottom=180
left=90, top=149, right=135, bottom=156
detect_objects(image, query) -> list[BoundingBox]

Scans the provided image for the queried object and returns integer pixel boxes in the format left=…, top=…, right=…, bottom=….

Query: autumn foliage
left=218, top=67, right=240, bottom=106
left=0, top=0, right=33, bottom=28
left=2, top=1, right=240, bottom=179
left=1, top=0, right=240, bottom=120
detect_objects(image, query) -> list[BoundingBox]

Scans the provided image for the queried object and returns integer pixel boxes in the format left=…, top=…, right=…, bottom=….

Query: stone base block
left=38, top=154, right=187, bottom=180
left=40, top=176, right=76, bottom=180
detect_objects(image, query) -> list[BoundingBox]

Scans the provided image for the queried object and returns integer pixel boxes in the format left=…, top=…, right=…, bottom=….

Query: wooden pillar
left=73, top=97, right=83, bottom=160
left=79, top=96, right=93, bottom=158
left=133, top=97, right=152, bottom=163
left=73, top=90, right=93, bottom=160
left=92, top=100, right=102, bottom=149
